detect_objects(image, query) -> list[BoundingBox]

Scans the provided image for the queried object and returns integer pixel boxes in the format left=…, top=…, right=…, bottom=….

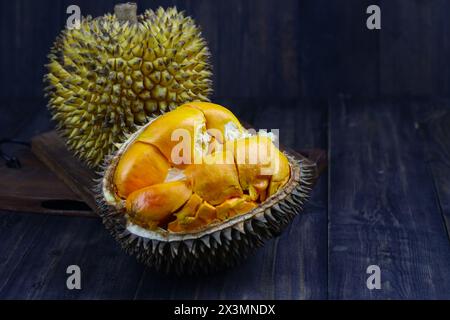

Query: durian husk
left=96, top=122, right=318, bottom=274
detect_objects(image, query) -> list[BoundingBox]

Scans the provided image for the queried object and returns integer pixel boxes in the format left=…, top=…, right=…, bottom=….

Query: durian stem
left=114, top=2, right=138, bottom=24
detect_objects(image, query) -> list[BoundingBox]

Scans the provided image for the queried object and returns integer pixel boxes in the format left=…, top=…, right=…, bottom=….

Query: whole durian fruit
left=44, top=3, right=212, bottom=167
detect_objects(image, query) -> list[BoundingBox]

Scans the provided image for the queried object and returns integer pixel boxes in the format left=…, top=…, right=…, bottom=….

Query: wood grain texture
left=416, top=101, right=450, bottom=241
left=0, top=213, right=145, bottom=299
left=328, top=98, right=450, bottom=299
left=0, top=213, right=49, bottom=297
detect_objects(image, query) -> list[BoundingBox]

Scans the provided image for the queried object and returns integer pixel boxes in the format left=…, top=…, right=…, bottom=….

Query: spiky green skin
left=44, top=7, right=212, bottom=167
left=97, top=122, right=319, bottom=274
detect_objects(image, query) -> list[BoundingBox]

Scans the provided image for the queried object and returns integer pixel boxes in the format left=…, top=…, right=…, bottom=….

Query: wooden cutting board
left=0, top=145, right=96, bottom=217
left=31, top=131, right=98, bottom=213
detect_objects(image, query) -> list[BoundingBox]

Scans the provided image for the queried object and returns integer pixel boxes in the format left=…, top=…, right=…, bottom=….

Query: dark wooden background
left=1, top=0, right=450, bottom=299
left=2, top=0, right=450, bottom=104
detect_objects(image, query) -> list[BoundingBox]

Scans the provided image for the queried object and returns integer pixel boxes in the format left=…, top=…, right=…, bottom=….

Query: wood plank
left=252, top=100, right=328, bottom=299
left=0, top=212, right=144, bottom=299
left=325, top=0, right=380, bottom=98
left=417, top=102, right=450, bottom=241
left=31, top=131, right=98, bottom=212
left=328, top=98, right=450, bottom=299
left=0, top=213, right=50, bottom=296
left=379, top=0, right=450, bottom=97
left=134, top=101, right=328, bottom=299
left=0, top=147, right=94, bottom=217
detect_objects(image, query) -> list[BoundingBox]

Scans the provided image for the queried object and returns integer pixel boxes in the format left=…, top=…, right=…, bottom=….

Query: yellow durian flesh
left=112, top=103, right=290, bottom=232
left=185, top=102, right=245, bottom=143
left=126, top=181, right=192, bottom=229
left=185, top=150, right=243, bottom=206
left=137, top=105, right=206, bottom=165
left=230, top=135, right=290, bottom=201
left=114, top=141, right=169, bottom=198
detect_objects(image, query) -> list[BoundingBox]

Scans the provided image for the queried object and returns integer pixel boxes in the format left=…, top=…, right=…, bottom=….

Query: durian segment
left=196, top=201, right=217, bottom=223
left=126, top=181, right=192, bottom=229
left=230, top=135, right=290, bottom=201
left=216, top=197, right=257, bottom=220
left=185, top=102, right=245, bottom=143
left=172, top=193, right=203, bottom=221
left=168, top=194, right=218, bottom=232
left=137, top=105, right=206, bottom=165
left=114, top=141, right=170, bottom=198
left=268, top=150, right=290, bottom=197
left=185, top=150, right=243, bottom=206
left=45, top=7, right=212, bottom=168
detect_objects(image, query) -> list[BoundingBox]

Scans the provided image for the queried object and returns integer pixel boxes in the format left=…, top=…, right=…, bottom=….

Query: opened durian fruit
left=99, top=102, right=317, bottom=273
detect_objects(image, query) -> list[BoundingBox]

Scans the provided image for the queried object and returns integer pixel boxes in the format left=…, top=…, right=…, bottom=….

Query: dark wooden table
left=0, top=97, right=449, bottom=299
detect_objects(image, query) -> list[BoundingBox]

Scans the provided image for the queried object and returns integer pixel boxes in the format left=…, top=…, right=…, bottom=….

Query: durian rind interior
left=108, top=102, right=290, bottom=233
left=45, top=7, right=212, bottom=167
